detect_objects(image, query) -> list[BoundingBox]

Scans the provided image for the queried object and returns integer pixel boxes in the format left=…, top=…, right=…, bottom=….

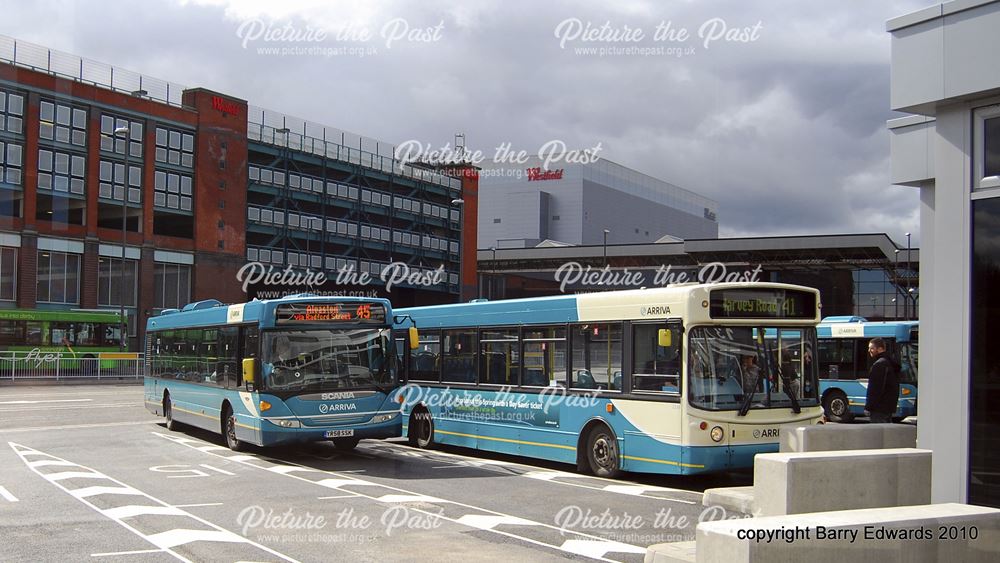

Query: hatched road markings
left=9, top=442, right=300, bottom=563
left=154, top=432, right=648, bottom=562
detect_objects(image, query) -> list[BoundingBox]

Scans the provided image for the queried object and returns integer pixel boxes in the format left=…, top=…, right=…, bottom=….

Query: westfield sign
left=527, top=167, right=564, bottom=181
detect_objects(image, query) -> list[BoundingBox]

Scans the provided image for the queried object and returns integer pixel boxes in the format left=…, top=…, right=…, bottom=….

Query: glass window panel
left=156, top=128, right=168, bottom=146
left=986, top=117, right=1000, bottom=178
left=40, top=101, right=54, bottom=122
left=571, top=323, right=622, bottom=390
left=55, top=105, right=71, bottom=125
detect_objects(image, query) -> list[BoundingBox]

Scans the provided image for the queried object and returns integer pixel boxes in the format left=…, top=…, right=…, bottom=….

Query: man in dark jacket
left=865, top=338, right=900, bottom=423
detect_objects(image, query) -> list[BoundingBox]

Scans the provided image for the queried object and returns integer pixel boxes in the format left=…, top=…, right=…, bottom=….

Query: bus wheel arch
left=408, top=405, right=434, bottom=449
left=578, top=419, right=623, bottom=478
left=822, top=389, right=851, bottom=422
left=221, top=401, right=247, bottom=452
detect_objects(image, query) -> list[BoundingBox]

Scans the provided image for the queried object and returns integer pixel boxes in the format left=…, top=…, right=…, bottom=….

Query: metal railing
left=0, top=351, right=144, bottom=381
left=0, top=35, right=186, bottom=106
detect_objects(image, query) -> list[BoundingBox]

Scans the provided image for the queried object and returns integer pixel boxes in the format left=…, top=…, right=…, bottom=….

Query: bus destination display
left=275, top=303, right=386, bottom=324
left=710, top=289, right=816, bottom=319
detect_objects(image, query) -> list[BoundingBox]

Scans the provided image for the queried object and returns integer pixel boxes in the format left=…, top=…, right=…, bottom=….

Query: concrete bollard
left=779, top=423, right=917, bottom=453
left=754, top=448, right=931, bottom=516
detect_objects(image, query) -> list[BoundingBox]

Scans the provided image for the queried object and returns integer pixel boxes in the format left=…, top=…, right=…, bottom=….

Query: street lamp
left=451, top=198, right=464, bottom=300
left=894, top=249, right=900, bottom=319
left=114, top=125, right=129, bottom=351
left=905, top=232, right=911, bottom=319
left=489, top=246, right=496, bottom=300
left=603, top=229, right=610, bottom=266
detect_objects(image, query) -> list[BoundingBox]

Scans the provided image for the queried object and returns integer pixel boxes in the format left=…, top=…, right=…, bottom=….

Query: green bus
left=0, top=308, right=126, bottom=360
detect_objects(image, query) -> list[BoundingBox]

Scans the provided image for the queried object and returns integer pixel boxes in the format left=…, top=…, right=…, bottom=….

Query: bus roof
left=146, top=294, right=393, bottom=331
left=0, top=308, right=122, bottom=322
left=394, top=282, right=821, bottom=329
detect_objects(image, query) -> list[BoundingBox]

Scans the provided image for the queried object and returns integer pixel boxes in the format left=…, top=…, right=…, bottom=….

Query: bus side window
left=632, top=324, right=681, bottom=394
left=25, top=322, right=43, bottom=346
left=219, top=326, right=239, bottom=389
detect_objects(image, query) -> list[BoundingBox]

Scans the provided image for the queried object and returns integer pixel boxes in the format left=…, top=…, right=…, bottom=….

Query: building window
left=38, top=149, right=85, bottom=195
left=39, top=100, right=87, bottom=146
left=154, top=263, right=191, bottom=309
left=154, top=127, right=194, bottom=168
left=0, top=140, right=23, bottom=186
left=0, top=247, right=15, bottom=301
left=99, top=160, right=141, bottom=203
left=153, top=170, right=192, bottom=211
left=100, top=114, right=143, bottom=158
left=975, top=105, right=1000, bottom=190
left=97, top=257, right=137, bottom=307
left=36, top=251, right=80, bottom=304
left=0, top=89, right=24, bottom=134
left=493, top=218, right=501, bottom=224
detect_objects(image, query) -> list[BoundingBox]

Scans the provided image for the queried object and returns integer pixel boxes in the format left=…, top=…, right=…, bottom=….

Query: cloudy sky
left=2, top=0, right=930, bottom=245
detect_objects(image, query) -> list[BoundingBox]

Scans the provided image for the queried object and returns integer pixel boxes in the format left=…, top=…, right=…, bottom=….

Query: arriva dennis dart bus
left=144, top=295, right=413, bottom=451
left=393, top=283, right=824, bottom=477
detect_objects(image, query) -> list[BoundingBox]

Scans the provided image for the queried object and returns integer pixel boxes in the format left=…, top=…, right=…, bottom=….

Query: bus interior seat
left=523, top=369, right=547, bottom=387
left=575, top=369, right=596, bottom=389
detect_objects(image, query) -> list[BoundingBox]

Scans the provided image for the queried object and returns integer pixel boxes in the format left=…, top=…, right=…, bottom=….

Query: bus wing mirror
left=658, top=329, right=672, bottom=348
left=408, top=327, right=420, bottom=350
left=242, top=358, right=256, bottom=384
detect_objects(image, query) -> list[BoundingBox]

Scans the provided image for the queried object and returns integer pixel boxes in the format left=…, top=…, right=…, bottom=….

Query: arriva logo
left=640, top=305, right=671, bottom=316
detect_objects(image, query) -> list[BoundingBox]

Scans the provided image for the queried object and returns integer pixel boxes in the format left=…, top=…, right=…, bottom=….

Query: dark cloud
left=0, top=0, right=928, bottom=245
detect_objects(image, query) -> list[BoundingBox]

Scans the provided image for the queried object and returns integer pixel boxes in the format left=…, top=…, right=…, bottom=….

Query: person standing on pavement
left=864, top=337, right=900, bottom=423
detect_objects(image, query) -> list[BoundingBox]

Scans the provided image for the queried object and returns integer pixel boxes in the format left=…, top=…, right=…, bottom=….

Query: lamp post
left=451, top=198, right=464, bottom=300
left=603, top=229, right=610, bottom=267
left=489, top=246, right=496, bottom=300
left=113, top=125, right=129, bottom=351
left=905, top=232, right=911, bottom=319
left=894, top=249, right=900, bottom=319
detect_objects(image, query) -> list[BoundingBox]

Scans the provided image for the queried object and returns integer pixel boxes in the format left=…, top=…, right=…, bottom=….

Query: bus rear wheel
left=164, top=394, right=180, bottom=431
left=223, top=405, right=247, bottom=452
left=823, top=391, right=851, bottom=422
left=409, top=410, right=434, bottom=449
left=586, top=425, right=622, bottom=478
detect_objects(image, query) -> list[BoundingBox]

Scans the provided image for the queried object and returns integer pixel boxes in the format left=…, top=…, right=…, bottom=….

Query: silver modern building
left=889, top=0, right=1000, bottom=508
left=477, top=156, right=718, bottom=249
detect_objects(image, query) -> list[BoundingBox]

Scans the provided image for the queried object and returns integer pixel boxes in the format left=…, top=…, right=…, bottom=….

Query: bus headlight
left=269, top=419, right=301, bottom=428
left=371, top=413, right=398, bottom=424
left=710, top=426, right=724, bottom=442
left=901, top=388, right=912, bottom=396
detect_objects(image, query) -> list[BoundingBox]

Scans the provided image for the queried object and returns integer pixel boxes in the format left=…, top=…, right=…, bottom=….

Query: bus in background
left=394, top=283, right=824, bottom=478
left=144, top=295, right=406, bottom=451
left=816, top=316, right=918, bottom=422
left=0, top=308, right=126, bottom=369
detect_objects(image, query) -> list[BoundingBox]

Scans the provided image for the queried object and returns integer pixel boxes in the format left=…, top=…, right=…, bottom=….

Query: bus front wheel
left=823, top=391, right=851, bottom=422
left=409, top=410, right=434, bottom=449
left=586, top=425, right=622, bottom=478
left=223, top=405, right=248, bottom=452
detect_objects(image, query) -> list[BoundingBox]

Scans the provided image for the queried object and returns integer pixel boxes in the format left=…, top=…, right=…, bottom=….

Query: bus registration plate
left=325, top=429, right=354, bottom=438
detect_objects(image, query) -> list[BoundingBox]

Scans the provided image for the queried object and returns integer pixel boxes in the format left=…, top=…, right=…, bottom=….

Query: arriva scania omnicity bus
left=816, top=316, right=918, bottom=422
left=392, top=283, right=824, bottom=477
left=144, top=295, right=410, bottom=451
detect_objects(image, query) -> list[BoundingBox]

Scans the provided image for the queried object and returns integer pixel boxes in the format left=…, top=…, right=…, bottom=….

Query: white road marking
left=3, top=420, right=156, bottom=434
left=0, top=485, right=18, bottom=502
left=9, top=442, right=300, bottom=563
left=91, top=549, right=165, bottom=557
left=317, top=494, right=359, bottom=500
left=560, top=539, right=646, bottom=558
left=199, top=464, right=236, bottom=476
left=0, top=399, right=93, bottom=404
left=455, top=515, right=535, bottom=529
left=367, top=441, right=702, bottom=504
left=173, top=503, right=225, bottom=508
left=155, top=431, right=646, bottom=562
left=45, top=471, right=107, bottom=482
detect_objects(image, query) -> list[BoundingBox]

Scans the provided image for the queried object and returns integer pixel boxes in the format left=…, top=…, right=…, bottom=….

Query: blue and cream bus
left=144, top=295, right=410, bottom=451
left=393, top=283, right=824, bottom=477
left=816, top=316, right=918, bottom=421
